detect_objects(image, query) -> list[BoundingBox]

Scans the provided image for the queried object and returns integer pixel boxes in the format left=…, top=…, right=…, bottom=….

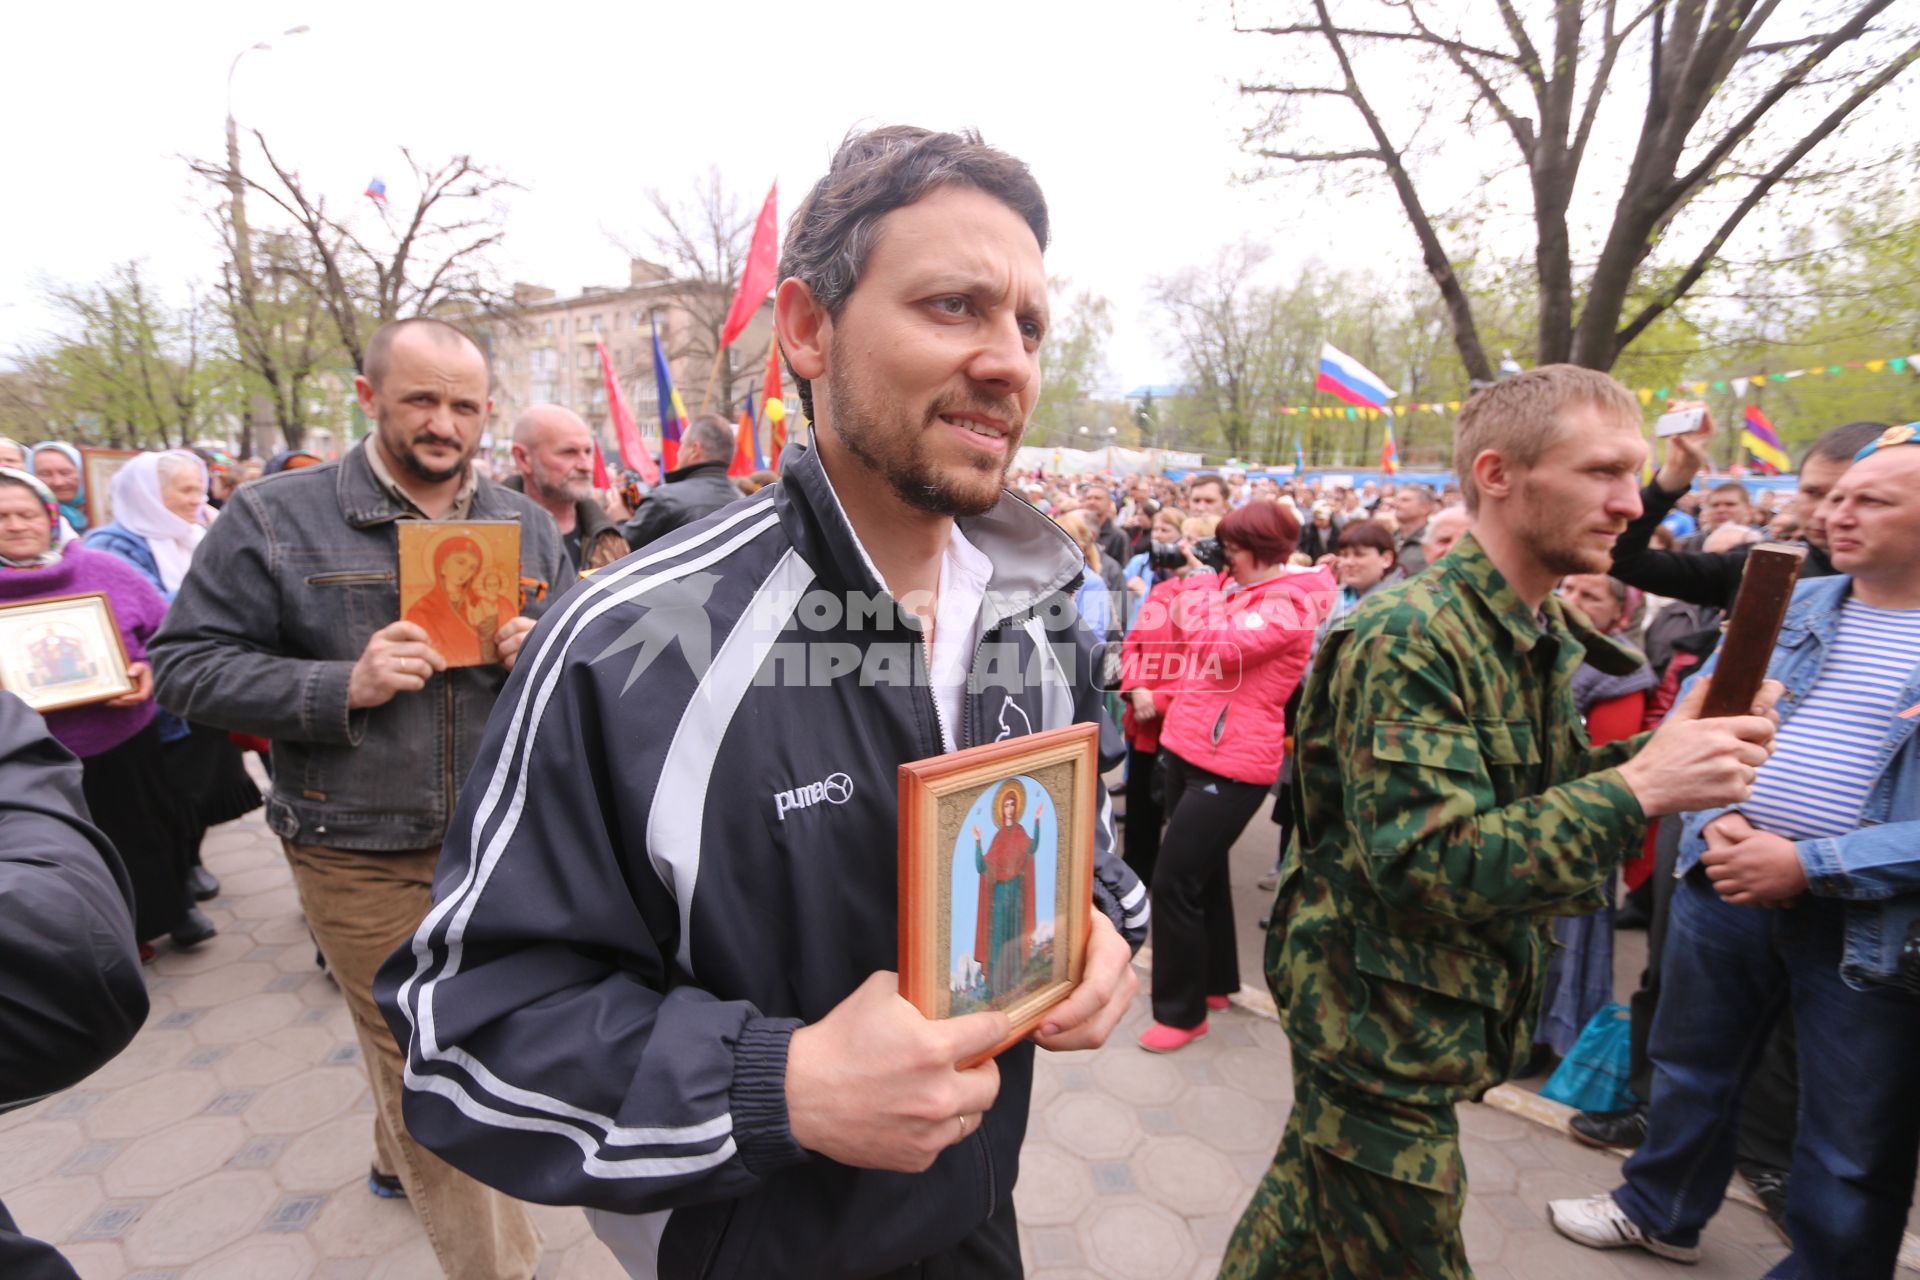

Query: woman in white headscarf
left=84, top=451, right=260, bottom=901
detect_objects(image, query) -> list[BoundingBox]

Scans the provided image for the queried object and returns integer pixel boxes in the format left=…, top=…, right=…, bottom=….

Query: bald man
left=507, top=405, right=626, bottom=571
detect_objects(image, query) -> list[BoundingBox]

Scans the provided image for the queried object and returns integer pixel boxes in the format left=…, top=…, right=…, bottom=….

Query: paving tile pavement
left=0, top=805, right=1903, bottom=1277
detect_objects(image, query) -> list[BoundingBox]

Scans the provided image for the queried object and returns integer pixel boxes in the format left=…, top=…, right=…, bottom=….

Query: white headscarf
left=111, top=451, right=208, bottom=592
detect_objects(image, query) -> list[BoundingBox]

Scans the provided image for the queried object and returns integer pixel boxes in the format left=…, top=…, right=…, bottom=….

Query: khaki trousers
left=283, top=839, right=542, bottom=1280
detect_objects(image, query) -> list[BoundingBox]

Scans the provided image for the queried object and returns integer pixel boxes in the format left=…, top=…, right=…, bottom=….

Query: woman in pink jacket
left=1140, top=500, right=1335, bottom=1051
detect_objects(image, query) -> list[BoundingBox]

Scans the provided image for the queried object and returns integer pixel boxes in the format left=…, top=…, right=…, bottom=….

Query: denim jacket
left=150, top=443, right=574, bottom=852
left=1679, top=575, right=1920, bottom=993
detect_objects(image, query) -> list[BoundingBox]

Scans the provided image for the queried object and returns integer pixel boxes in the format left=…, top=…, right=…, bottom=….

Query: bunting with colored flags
left=729, top=384, right=760, bottom=478
left=1741, top=404, right=1790, bottom=475
left=651, top=319, right=688, bottom=472
left=595, top=338, right=660, bottom=484
left=764, top=339, right=789, bottom=470
left=1379, top=419, right=1399, bottom=475
left=721, top=182, right=779, bottom=350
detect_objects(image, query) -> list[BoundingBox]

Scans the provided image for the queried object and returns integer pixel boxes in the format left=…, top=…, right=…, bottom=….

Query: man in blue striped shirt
left=1551, top=428, right=1920, bottom=1276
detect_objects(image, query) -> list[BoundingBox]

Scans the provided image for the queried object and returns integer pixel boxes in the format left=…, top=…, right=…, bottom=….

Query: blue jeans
left=1613, top=873, right=1920, bottom=1277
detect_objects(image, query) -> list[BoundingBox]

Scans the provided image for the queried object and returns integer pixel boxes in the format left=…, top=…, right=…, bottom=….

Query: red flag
left=729, top=388, right=759, bottom=478
left=719, top=182, right=778, bottom=349
left=596, top=338, right=659, bottom=484
left=1379, top=420, right=1399, bottom=475
left=764, top=339, right=788, bottom=471
left=591, top=438, right=611, bottom=490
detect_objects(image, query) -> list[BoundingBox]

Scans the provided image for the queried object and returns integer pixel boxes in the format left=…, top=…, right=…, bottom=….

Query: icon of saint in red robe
left=972, top=781, right=1042, bottom=1002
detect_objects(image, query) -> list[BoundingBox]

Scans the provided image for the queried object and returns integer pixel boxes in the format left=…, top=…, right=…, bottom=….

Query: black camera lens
left=1148, top=540, right=1187, bottom=572
left=1191, top=537, right=1227, bottom=571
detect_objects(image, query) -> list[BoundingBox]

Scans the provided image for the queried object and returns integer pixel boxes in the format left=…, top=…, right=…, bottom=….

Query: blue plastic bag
left=1540, top=1002, right=1634, bottom=1113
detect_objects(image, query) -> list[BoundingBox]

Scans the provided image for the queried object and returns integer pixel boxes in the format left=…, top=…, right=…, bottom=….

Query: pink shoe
left=1138, top=1021, right=1209, bottom=1053
left=1206, top=995, right=1232, bottom=1011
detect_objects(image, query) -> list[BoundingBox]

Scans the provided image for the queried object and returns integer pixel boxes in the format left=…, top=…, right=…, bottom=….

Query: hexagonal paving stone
left=1089, top=1044, right=1187, bottom=1106
left=191, top=991, right=303, bottom=1046
left=553, top=1239, right=632, bottom=1280
left=1012, top=1141, right=1095, bottom=1226
left=4, top=1175, right=104, bottom=1243
left=148, top=932, right=255, bottom=977
left=243, top=1068, right=365, bottom=1136
left=274, top=1114, right=373, bottom=1192
left=210, top=1041, right=308, bottom=1090
left=1045, top=1092, right=1143, bottom=1162
left=84, top=1070, right=219, bottom=1141
left=166, top=962, right=278, bottom=1011
left=1080, top=1198, right=1197, bottom=1280
left=103, top=1116, right=247, bottom=1198
left=120, top=1169, right=278, bottom=1268
left=52, top=1240, right=125, bottom=1280
left=1172, top=1085, right=1283, bottom=1154
left=1209, top=1046, right=1295, bottom=1104
left=309, top=1183, right=421, bottom=1259
left=81, top=1029, right=195, bottom=1090
left=1132, top=1135, right=1245, bottom=1218
left=0, top=1119, right=86, bottom=1193
left=183, top=1232, right=316, bottom=1280
left=228, top=886, right=302, bottom=921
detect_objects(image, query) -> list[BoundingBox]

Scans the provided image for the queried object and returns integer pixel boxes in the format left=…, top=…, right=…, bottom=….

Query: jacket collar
left=1776, top=574, right=1854, bottom=649
left=337, top=441, right=514, bottom=529
left=776, top=441, right=1085, bottom=629
left=663, top=458, right=732, bottom=484
left=1439, top=531, right=1644, bottom=676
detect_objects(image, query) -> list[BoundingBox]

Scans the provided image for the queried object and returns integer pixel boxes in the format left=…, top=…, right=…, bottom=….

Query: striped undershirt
left=1738, top=598, right=1920, bottom=840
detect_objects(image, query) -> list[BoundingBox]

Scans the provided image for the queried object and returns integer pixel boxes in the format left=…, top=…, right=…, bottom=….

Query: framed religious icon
left=80, top=448, right=140, bottom=529
left=396, top=521, right=524, bottom=668
left=898, top=722, right=1098, bottom=1066
left=0, top=592, right=135, bottom=713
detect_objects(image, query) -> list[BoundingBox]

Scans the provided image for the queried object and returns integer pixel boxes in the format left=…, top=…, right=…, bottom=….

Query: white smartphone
left=1654, top=407, right=1706, bottom=438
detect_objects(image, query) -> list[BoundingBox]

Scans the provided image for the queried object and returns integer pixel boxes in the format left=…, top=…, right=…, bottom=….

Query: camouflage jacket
left=1270, top=532, right=1649, bottom=1157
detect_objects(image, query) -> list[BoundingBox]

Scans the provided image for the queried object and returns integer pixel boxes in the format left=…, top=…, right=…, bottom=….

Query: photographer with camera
left=1137, top=502, right=1335, bottom=1052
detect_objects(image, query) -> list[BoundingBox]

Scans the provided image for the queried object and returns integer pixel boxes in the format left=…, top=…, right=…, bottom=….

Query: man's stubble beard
left=378, top=410, right=476, bottom=485
left=822, top=370, right=1020, bottom=519
left=1516, top=487, right=1611, bottom=577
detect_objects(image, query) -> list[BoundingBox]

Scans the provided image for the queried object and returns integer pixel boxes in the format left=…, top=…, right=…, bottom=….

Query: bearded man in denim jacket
left=1551, top=426, right=1920, bottom=1277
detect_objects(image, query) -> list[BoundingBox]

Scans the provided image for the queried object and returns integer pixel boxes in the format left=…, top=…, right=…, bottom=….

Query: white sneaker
left=1547, top=1193, right=1702, bottom=1264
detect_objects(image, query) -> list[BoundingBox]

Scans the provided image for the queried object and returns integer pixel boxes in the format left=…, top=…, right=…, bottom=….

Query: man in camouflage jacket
left=1223, top=370, right=1780, bottom=1279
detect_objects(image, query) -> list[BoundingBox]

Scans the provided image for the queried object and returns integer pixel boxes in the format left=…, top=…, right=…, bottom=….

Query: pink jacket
left=1155, top=566, right=1335, bottom=786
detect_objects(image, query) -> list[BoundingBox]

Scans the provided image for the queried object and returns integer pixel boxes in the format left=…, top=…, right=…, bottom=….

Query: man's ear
left=1470, top=449, right=1515, bottom=506
left=776, top=278, right=829, bottom=384
left=353, top=374, right=376, bottom=416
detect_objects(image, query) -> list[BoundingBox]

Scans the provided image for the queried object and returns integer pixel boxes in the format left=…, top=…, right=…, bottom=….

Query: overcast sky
left=1, top=0, right=1410, bottom=393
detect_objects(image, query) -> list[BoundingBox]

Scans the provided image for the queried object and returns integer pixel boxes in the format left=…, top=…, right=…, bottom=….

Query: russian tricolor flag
left=1316, top=342, right=1396, bottom=411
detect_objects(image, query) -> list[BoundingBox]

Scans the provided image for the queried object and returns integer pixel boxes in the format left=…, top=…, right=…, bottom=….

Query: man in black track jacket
left=378, top=126, right=1147, bottom=1279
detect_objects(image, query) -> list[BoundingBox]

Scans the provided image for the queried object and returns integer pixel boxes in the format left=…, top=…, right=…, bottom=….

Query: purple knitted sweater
left=0, top=545, right=167, bottom=758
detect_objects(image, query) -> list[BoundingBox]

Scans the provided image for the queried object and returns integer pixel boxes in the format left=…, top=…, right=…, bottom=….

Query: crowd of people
left=2, top=123, right=1916, bottom=1280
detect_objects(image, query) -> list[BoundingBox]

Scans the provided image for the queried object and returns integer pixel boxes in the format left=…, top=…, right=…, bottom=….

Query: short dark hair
left=780, top=126, right=1049, bottom=420
left=362, top=318, right=486, bottom=388
left=1709, top=480, right=1751, bottom=501
left=1218, top=500, right=1300, bottom=567
left=1335, top=518, right=1396, bottom=560
left=1802, top=420, right=1887, bottom=467
left=1187, top=473, right=1227, bottom=499
left=685, top=412, right=736, bottom=461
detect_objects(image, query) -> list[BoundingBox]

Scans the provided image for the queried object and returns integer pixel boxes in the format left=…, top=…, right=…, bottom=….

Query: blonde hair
left=1055, top=509, right=1102, bottom=572
left=1152, top=504, right=1186, bottom=533
left=1453, top=364, right=1642, bottom=513
left=1181, top=515, right=1219, bottom=539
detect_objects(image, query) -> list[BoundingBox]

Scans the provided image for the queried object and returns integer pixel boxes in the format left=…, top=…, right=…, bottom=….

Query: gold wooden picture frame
left=396, top=521, right=523, bottom=668
left=79, top=447, right=140, bottom=529
left=898, top=722, right=1098, bottom=1066
left=0, top=591, right=135, bottom=713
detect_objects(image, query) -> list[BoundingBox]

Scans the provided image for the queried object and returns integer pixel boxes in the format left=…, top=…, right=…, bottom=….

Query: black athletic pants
left=1123, top=744, right=1163, bottom=887
left=1150, top=752, right=1267, bottom=1029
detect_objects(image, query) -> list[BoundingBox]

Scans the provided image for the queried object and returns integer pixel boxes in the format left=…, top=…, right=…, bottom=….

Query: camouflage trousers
left=1220, top=1081, right=1470, bottom=1279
